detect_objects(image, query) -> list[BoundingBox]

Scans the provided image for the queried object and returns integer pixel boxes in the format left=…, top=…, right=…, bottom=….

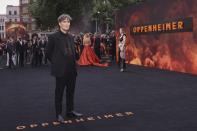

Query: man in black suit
left=16, top=38, right=25, bottom=67
left=110, top=32, right=116, bottom=61
left=46, top=14, right=83, bottom=122
left=31, top=35, right=39, bottom=67
left=94, top=34, right=101, bottom=59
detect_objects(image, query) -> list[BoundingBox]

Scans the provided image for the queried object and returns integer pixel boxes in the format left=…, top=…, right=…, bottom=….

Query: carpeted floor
left=0, top=63, right=197, bottom=131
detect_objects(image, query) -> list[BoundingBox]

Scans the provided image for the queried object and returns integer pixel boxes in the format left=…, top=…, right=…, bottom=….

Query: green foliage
left=29, top=0, right=145, bottom=31
left=29, top=0, right=84, bottom=30
left=92, top=0, right=141, bottom=32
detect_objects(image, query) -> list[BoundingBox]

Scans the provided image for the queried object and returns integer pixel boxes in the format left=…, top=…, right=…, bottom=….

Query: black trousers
left=8, top=53, right=14, bottom=68
left=19, top=53, right=24, bottom=67
left=111, top=47, right=116, bottom=61
left=55, top=75, right=76, bottom=117
left=94, top=47, right=101, bottom=59
left=31, top=52, right=39, bottom=67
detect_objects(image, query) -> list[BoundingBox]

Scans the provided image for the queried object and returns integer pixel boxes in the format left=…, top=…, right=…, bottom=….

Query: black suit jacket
left=46, top=31, right=77, bottom=77
left=16, top=41, right=25, bottom=54
left=94, top=37, right=101, bottom=49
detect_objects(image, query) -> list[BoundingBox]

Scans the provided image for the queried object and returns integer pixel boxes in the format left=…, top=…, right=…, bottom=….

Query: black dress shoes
left=66, top=111, right=83, bottom=118
left=57, top=114, right=64, bottom=123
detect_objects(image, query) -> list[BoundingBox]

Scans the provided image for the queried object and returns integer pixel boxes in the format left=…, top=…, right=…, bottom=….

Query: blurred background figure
left=118, top=28, right=126, bottom=72
left=77, top=33, right=108, bottom=67
left=6, top=37, right=16, bottom=69
left=93, top=33, right=101, bottom=59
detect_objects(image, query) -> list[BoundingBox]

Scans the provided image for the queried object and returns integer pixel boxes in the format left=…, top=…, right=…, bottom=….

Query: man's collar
left=59, top=29, right=69, bottom=36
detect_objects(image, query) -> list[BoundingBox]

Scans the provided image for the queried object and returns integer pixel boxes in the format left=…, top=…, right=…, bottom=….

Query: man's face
left=59, top=18, right=70, bottom=32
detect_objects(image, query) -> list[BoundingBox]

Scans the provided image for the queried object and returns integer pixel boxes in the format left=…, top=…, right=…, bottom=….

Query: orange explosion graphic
left=116, top=0, right=197, bottom=75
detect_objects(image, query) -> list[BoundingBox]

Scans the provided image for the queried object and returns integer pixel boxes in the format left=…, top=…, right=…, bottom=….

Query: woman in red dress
left=77, top=33, right=108, bottom=67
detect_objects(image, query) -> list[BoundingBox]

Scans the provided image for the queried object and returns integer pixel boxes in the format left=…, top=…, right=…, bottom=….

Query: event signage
left=130, top=17, right=193, bottom=35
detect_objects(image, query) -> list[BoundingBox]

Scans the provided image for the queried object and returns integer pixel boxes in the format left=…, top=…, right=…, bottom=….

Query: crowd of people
left=0, top=34, right=48, bottom=69
left=0, top=31, right=117, bottom=69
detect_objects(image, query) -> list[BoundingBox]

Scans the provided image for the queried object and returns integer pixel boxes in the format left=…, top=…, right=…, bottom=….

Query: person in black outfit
left=43, top=37, right=48, bottom=65
left=31, top=35, right=39, bottom=67
left=16, top=38, right=25, bottom=67
left=110, top=31, right=116, bottom=61
left=94, top=33, right=101, bottom=59
left=38, top=37, right=46, bottom=66
left=6, top=37, right=15, bottom=69
left=74, top=35, right=81, bottom=60
left=46, top=14, right=83, bottom=122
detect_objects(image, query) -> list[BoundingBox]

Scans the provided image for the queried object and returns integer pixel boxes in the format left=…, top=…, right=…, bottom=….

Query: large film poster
left=115, top=0, right=197, bottom=75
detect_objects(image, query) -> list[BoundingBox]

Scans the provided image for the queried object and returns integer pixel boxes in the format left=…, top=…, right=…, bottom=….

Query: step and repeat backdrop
left=115, top=0, right=197, bottom=75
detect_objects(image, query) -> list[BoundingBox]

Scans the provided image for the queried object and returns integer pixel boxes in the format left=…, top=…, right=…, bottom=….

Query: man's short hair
left=58, top=14, right=72, bottom=22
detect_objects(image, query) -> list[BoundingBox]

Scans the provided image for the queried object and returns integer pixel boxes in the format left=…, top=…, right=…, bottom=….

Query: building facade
left=6, top=5, right=20, bottom=22
left=20, top=0, right=36, bottom=32
left=0, top=15, right=6, bottom=39
left=2, top=0, right=37, bottom=39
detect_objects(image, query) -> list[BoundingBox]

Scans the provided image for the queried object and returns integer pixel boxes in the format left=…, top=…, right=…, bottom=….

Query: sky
left=0, top=0, right=19, bottom=14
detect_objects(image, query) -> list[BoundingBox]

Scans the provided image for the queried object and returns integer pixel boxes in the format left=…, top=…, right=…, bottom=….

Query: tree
left=29, top=0, right=145, bottom=31
left=91, top=0, right=142, bottom=33
left=29, top=0, right=85, bottom=30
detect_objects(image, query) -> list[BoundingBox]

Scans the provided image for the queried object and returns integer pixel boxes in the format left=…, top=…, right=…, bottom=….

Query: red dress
left=77, top=44, right=108, bottom=67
